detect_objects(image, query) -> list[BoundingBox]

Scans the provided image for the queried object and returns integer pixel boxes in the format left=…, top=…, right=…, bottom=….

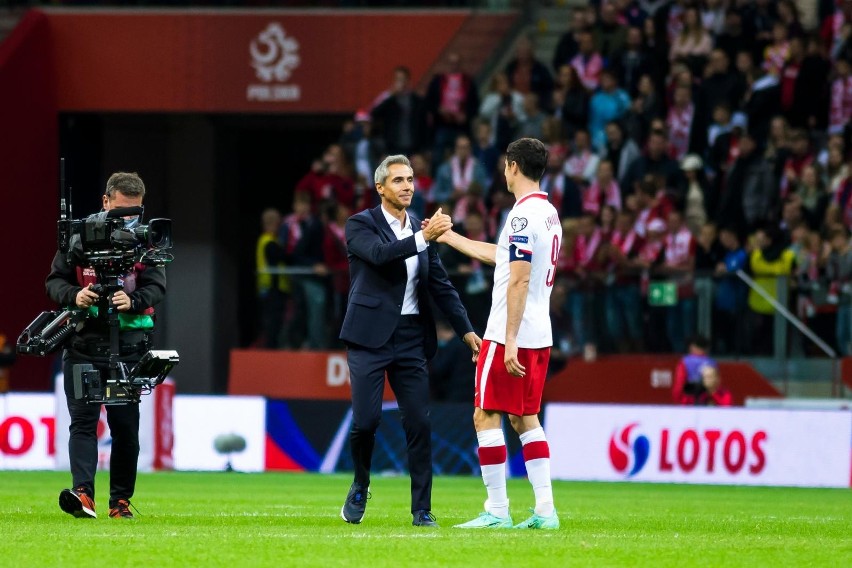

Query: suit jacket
left=339, top=206, right=473, bottom=359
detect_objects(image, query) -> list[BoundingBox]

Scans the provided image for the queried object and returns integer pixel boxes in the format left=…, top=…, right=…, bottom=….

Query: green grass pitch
left=1, top=471, right=850, bottom=567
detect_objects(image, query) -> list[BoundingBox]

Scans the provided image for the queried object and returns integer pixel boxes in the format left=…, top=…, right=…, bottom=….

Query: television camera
left=16, top=160, right=179, bottom=404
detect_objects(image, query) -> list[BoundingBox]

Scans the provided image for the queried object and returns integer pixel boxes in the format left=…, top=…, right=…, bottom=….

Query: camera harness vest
left=75, top=263, right=155, bottom=331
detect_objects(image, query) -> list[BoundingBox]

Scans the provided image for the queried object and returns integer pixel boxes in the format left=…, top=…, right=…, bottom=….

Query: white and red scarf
left=830, top=75, right=852, bottom=133
left=666, top=103, right=694, bottom=160
left=451, top=156, right=475, bottom=193
left=577, top=228, right=603, bottom=267
left=570, top=53, right=604, bottom=91
left=583, top=180, right=622, bottom=216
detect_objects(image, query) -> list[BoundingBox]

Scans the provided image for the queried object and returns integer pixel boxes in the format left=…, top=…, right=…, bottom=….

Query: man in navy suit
left=339, top=154, right=482, bottom=527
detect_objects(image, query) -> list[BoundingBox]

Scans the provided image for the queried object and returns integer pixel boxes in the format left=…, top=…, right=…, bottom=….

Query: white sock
left=519, top=427, right=554, bottom=517
left=477, top=428, right=509, bottom=518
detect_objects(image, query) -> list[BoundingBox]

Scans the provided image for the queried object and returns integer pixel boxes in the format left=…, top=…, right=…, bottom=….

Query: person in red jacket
left=696, top=365, right=733, bottom=406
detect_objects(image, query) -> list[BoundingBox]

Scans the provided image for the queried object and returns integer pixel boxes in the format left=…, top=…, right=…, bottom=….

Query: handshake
left=421, top=208, right=454, bottom=242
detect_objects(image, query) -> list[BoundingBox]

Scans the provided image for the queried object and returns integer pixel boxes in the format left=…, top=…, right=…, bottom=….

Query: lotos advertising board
left=0, top=393, right=56, bottom=470
left=545, top=403, right=852, bottom=488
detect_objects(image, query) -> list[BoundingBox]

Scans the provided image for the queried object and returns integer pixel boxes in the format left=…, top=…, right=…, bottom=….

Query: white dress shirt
left=381, top=205, right=428, bottom=315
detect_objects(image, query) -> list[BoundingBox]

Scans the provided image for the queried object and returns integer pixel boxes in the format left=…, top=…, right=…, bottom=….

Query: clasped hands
left=421, top=208, right=453, bottom=242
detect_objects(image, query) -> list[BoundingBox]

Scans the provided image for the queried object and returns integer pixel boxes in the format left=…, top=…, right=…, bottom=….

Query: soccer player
left=428, top=138, right=561, bottom=529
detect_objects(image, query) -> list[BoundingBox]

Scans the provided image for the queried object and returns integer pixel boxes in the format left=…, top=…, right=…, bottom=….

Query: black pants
left=346, top=315, right=432, bottom=513
left=63, top=355, right=140, bottom=507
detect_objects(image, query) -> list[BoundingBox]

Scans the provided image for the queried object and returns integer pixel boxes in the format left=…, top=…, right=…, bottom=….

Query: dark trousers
left=63, top=356, right=140, bottom=506
left=347, top=315, right=432, bottom=513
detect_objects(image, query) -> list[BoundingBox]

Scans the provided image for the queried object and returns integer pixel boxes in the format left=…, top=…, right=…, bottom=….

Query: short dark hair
left=689, top=335, right=710, bottom=351
left=105, top=172, right=145, bottom=199
left=505, top=138, right=547, bottom=182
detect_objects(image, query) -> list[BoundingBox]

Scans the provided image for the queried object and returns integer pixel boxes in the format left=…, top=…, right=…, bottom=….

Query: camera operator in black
left=46, top=172, right=166, bottom=520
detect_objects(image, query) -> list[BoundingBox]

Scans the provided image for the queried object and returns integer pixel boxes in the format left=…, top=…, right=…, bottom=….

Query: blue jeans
left=837, top=303, right=851, bottom=356
left=605, top=284, right=643, bottom=344
left=568, top=290, right=594, bottom=348
left=667, top=297, right=696, bottom=354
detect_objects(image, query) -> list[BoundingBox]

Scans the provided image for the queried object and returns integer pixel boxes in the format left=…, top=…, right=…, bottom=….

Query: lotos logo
left=609, top=423, right=650, bottom=477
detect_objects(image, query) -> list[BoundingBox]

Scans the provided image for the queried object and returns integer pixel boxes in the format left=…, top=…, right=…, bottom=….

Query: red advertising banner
left=46, top=10, right=469, bottom=113
left=229, top=349, right=395, bottom=400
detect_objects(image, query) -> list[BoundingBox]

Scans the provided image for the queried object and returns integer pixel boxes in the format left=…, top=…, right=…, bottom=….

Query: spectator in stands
left=820, top=0, right=852, bottom=59
left=672, top=335, right=718, bottom=405
left=825, top=226, right=852, bottom=355
left=295, top=144, right=356, bottom=210
left=478, top=72, right=525, bottom=152
left=505, top=36, right=554, bottom=111
left=432, top=134, right=489, bottom=206
left=548, top=281, right=571, bottom=376
left=588, top=69, right=632, bottom=152
left=714, top=225, right=748, bottom=355
left=701, top=0, right=727, bottom=37
left=341, top=109, right=385, bottom=206
left=553, top=64, right=590, bottom=140
left=829, top=56, right=852, bottom=135
left=624, top=74, right=664, bottom=147
left=696, top=365, right=733, bottom=406
left=623, top=130, right=682, bottom=197
left=593, top=1, right=628, bottom=60
left=540, top=145, right=582, bottom=218
left=795, top=163, right=830, bottom=228
left=279, top=191, right=329, bottom=350
left=552, top=9, right=590, bottom=72
left=426, top=52, right=479, bottom=164
left=571, top=30, right=605, bottom=91
left=746, top=226, right=796, bottom=355
left=763, top=21, right=792, bottom=77
left=371, top=66, right=429, bottom=157
left=603, top=121, right=641, bottom=188
left=743, top=66, right=782, bottom=145
left=825, top=145, right=849, bottom=194
left=606, top=208, right=644, bottom=352
left=572, top=213, right=605, bottom=362
left=681, top=154, right=711, bottom=231
left=565, top=128, right=600, bottom=187
left=777, top=0, right=805, bottom=39
left=669, top=6, right=713, bottom=75
left=793, top=34, right=831, bottom=131
left=717, top=132, right=778, bottom=234
left=715, top=8, right=751, bottom=64
left=743, top=0, right=778, bottom=58
left=661, top=209, right=697, bottom=354
left=515, top=93, right=547, bottom=141
left=695, top=49, right=746, bottom=153
left=612, top=26, right=651, bottom=98
left=780, top=129, right=816, bottom=199
left=666, top=84, right=696, bottom=161
left=256, top=208, right=290, bottom=349
left=472, top=119, right=499, bottom=187
left=696, top=221, right=724, bottom=274
left=584, top=159, right=622, bottom=217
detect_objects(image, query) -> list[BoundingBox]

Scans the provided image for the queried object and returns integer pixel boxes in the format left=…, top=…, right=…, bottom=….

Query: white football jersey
left=484, top=191, right=562, bottom=348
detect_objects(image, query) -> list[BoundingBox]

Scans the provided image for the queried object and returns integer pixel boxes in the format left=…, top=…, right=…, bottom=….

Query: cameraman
left=46, top=172, right=166, bottom=520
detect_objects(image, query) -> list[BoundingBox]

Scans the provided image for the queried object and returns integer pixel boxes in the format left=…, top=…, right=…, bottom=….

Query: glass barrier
left=256, top=267, right=850, bottom=361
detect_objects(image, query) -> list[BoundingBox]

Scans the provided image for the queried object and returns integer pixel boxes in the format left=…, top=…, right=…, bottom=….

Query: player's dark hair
left=506, top=138, right=547, bottom=182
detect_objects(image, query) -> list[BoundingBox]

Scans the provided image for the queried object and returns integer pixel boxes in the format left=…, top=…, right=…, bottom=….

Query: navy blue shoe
left=340, top=483, right=369, bottom=524
left=412, top=510, right=438, bottom=527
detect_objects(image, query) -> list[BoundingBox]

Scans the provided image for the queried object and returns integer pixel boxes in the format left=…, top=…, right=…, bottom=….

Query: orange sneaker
left=109, top=499, right=135, bottom=519
left=59, top=487, right=96, bottom=518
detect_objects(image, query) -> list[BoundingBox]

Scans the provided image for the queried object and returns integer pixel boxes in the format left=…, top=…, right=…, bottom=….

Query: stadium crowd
left=257, top=0, right=852, bottom=371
